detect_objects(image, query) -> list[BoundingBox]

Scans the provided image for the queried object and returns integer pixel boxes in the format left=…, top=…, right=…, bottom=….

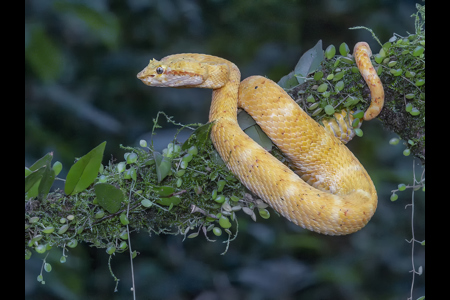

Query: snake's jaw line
left=139, top=51, right=378, bottom=235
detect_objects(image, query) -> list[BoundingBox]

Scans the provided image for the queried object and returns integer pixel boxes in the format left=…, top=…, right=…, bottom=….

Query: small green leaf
left=212, top=227, right=222, bottom=236
left=308, top=102, right=319, bottom=110
left=405, top=71, right=416, bottom=78
left=387, top=61, right=397, bottom=67
left=410, top=108, right=420, bottom=116
left=139, top=140, right=147, bottom=147
left=415, top=78, right=425, bottom=86
left=339, top=42, right=350, bottom=56
left=341, top=57, right=354, bottom=65
left=120, top=213, right=129, bottom=225
left=390, top=193, right=398, bottom=201
left=116, top=162, right=126, bottom=173
left=65, top=141, right=106, bottom=195
left=311, top=107, right=323, bottom=116
left=313, top=71, right=323, bottom=81
left=390, top=68, right=403, bottom=76
left=182, top=153, right=193, bottom=163
left=219, top=216, right=232, bottom=229
left=214, top=195, right=226, bottom=204
left=258, top=208, right=270, bottom=219
left=405, top=103, right=413, bottom=112
left=333, top=71, right=345, bottom=81
left=95, top=210, right=105, bottom=219
left=126, top=152, right=138, bottom=164
left=317, top=83, right=328, bottom=93
left=374, top=54, right=383, bottom=64
left=52, top=161, right=63, bottom=176
left=141, top=199, right=153, bottom=208
left=187, top=232, right=198, bottom=239
left=157, top=195, right=181, bottom=206
left=412, top=46, right=424, bottom=57
left=187, top=146, right=198, bottom=156
left=217, top=180, right=226, bottom=192
left=306, top=95, right=316, bottom=103
left=389, top=138, right=399, bottom=145
left=58, top=224, right=69, bottom=235
left=325, top=44, right=336, bottom=59
left=154, top=186, right=175, bottom=197
left=335, top=80, right=345, bottom=92
left=324, top=105, right=335, bottom=115
left=42, top=226, right=55, bottom=234
left=44, top=263, right=52, bottom=272
left=352, top=110, right=364, bottom=119
left=94, top=183, right=124, bottom=214
left=106, top=245, right=116, bottom=255
left=67, top=239, right=78, bottom=248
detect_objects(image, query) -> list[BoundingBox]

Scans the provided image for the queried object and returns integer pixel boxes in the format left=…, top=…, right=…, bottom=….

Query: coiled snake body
left=138, top=44, right=380, bottom=235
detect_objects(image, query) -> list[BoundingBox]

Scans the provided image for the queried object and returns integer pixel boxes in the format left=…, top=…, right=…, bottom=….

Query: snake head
left=137, top=54, right=231, bottom=89
left=137, top=56, right=207, bottom=88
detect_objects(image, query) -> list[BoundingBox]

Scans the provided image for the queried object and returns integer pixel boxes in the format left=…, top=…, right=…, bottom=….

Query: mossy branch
left=286, top=21, right=425, bottom=164
left=25, top=6, right=425, bottom=259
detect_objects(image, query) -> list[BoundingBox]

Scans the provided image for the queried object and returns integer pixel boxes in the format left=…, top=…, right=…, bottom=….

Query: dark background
left=25, top=0, right=425, bottom=299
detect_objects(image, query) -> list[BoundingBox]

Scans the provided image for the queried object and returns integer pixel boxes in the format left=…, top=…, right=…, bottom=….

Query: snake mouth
left=137, top=74, right=155, bottom=86
left=137, top=71, right=204, bottom=87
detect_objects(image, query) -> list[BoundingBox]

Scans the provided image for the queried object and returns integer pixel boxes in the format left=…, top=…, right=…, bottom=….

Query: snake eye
left=156, top=67, right=164, bottom=74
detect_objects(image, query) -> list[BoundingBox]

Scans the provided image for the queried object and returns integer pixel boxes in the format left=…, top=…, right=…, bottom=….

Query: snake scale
left=137, top=42, right=383, bottom=235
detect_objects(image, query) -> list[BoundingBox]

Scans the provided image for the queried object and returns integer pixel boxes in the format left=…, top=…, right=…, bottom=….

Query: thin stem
left=127, top=180, right=137, bottom=300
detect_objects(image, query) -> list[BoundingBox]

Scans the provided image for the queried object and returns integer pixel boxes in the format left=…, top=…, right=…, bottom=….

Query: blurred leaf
left=153, top=151, right=172, bottom=183
left=237, top=110, right=256, bottom=130
left=293, top=40, right=324, bottom=84
left=94, top=183, right=124, bottom=213
left=278, top=71, right=300, bottom=89
left=278, top=40, right=324, bottom=89
left=182, top=122, right=214, bottom=151
left=238, top=111, right=272, bottom=151
left=25, top=166, right=46, bottom=198
left=26, top=152, right=55, bottom=200
left=25, top=25, right=63, bottom=82
left=154, top=186, right=175, bottom=197
left=54, top=2, right=120, bottom=49
left=29, top=152, right=54, bottom=172
left=244, top=125, right=273, bottom=151
left=38, top=164, right=56, bottom=201
left=65, top=142, right=106, bottom=195
left=157, top=196, right=181, bottom=206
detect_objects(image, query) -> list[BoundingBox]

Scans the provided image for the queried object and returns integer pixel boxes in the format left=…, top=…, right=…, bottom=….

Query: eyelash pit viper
left=137, top=42, right=383, bottom=235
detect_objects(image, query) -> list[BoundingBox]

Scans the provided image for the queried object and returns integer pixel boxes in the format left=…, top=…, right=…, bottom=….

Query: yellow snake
left=137, top=43, right=382, bottom=235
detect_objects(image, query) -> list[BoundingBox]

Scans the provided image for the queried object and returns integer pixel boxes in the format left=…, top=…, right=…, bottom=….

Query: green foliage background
left=25, top=0, right=425, bottom=299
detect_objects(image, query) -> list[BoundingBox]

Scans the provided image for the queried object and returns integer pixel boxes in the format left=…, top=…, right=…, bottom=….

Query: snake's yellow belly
left=138, top=50, right=380, bottom=235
